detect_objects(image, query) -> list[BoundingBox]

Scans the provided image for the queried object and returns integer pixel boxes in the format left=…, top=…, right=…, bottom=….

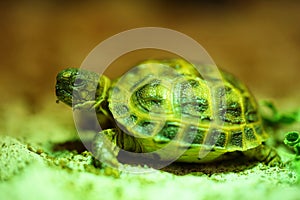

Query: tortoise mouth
left=55, top=84, right=73, bottom=107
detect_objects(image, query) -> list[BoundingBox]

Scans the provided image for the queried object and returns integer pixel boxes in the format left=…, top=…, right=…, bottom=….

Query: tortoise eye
left=74, top=78, right=84, bottom=86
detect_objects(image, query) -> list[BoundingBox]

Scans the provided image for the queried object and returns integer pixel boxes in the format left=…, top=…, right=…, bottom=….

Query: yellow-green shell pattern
left=108, top=59, right=268, bottom=162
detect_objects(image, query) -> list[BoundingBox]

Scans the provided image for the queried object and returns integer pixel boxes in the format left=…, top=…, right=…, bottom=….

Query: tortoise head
left=55, top=68, right=110, bottom=108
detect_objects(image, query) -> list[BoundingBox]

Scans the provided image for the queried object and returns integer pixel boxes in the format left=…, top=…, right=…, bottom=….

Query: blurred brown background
left=1, top=0, right=300, bottom=113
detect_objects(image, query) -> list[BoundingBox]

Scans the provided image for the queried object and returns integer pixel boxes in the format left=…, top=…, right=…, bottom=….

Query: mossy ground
left=0, top=97, right=300, bottom=200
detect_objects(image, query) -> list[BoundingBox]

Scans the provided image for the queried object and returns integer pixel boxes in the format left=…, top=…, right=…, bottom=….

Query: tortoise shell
left=108, top=59, right=268, bottom=162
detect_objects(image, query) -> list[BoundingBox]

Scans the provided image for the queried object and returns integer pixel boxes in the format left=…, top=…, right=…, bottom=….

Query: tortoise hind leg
left=243, top=144, right=281, bottom=166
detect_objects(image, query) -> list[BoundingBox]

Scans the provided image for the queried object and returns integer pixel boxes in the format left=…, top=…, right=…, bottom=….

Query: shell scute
left=108, top=59, right=268, bottom=161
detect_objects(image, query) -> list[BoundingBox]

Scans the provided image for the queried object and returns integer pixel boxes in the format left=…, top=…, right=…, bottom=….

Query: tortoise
left=55, top=59, right=280, bottom=169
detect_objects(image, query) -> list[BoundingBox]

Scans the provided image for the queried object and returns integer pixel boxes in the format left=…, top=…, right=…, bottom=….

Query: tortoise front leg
left=92, top=128, right=121, bottom=176
left=73, top=100, right=96, bottom=110
left=92, top=127, right=146, bottom=168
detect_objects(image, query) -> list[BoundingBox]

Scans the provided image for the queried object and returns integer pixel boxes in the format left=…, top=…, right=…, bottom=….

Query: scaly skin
left=55, top=60, right=281, bottom=171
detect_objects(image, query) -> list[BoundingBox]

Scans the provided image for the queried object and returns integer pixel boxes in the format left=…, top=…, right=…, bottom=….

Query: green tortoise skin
left=56, top=59, right=280, bottom=167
